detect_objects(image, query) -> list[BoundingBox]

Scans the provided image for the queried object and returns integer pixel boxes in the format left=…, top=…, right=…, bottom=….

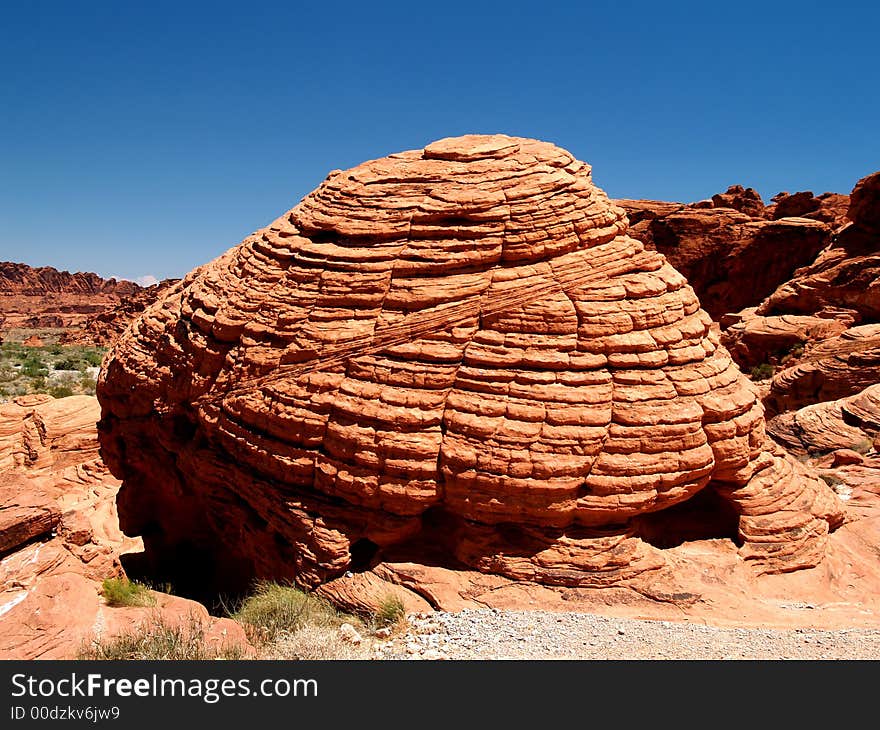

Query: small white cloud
left=134, top=275, right=159, bottom=287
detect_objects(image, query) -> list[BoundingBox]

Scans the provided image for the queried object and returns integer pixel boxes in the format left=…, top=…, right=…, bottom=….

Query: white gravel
left=372, top=609, right=880, bottom=660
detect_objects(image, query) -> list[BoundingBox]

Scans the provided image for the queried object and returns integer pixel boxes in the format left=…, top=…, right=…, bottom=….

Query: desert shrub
left=101, top=577, right=156, bottom=607
left=53, top=358, right=83, bottom=371
left=852, top=438, right=873, bottom=455
left=778, top=342, right=805, bottom=365
left=48, top=385, right=75, bottom=398
left=374, top=592, right=406, bottom=628
left=78, top=615, right=245, bottom=660
left=82, top=349, right=104, bottom=367
left=232, top=581, right=344, bottom=644
left=21, top=357, right=48, bottom=377
left=79, top=374, right=97, bottom=393
left=749, top=363, right=774, bottom=381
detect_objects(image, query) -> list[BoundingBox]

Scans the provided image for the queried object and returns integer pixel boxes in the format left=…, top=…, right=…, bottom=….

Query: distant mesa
left=0, top=261, right=178, bottom=347
left=96, top=134, right=844, bottom=600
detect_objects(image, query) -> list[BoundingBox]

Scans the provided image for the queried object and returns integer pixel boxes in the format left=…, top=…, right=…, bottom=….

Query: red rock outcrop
left=767, top=383, right=880, bottom=455
left=848, top=171, right=880, bottom=232
left=710, top=184, right=766, bottom=218
left=759, top=172, right=880, bottom=322
left=766, top=191, right=850, bottom=226
left=0, top=395, right=247, bottom=659
left=720, top=170, right=880, bottom=407
left=97, top=135, right=843, bottom=600
left=719, top=309, right=848, bottom=369
left=766, top=324, right=880, bottom=414
left=0, top=261, right=141, bottom=337
left=0, top=474, right=60, bottom=554
left=619, top=203, right=831, bottom=318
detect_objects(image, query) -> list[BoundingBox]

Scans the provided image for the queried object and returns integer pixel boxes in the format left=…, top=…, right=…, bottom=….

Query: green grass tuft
left=101, top=577, right=156, bottom=608
left=374, top=592, right=406, bottom=627
left=231, top=581, right=347, bottom=644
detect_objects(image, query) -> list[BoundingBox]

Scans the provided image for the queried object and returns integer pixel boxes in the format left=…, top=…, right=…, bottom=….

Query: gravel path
left=373, top=609, right=880, bottom=660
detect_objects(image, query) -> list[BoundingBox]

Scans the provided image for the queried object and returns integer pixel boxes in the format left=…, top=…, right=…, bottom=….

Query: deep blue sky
left=2, top=1, right=878, bottom=282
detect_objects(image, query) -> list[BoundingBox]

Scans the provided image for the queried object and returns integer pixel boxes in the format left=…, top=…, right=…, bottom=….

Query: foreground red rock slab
left=97, top=135, right=843, bottom=602
left=0, top=395, right=247, bottom=659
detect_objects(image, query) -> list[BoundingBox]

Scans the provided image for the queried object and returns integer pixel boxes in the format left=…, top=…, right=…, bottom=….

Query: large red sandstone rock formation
left=97, top=135, right=844, bottom=600
left=0, top=262, right=141, bottom=337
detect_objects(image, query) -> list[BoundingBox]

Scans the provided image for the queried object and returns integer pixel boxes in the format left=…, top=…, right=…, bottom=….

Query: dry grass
left=373, top=592, right=406, bottom=629
left=265, top=624, right=370, bottom=660
left=78, top=615, right=245, bottom=660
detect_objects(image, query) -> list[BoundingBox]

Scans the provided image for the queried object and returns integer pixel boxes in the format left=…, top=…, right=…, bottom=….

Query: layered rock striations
left=97, top=135, right=843, bottom=597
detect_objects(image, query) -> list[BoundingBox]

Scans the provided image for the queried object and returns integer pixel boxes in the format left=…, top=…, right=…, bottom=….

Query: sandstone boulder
left=98, top=135, right=843, bottom=599
left=719, top=309, right=848, bottom=369
left=768, top=191, right=850, bottom=227
left=0, top=474, right=60, bottom=553
left=710, top=184, right=765, bottom=218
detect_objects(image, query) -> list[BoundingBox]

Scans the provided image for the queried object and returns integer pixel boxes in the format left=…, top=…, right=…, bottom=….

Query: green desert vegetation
left=749, top=362, right=775, bottom=381
left=83, top=579, right=404, bottom=660
left=231, top=581, right=344, bottom=644
left=0, top=337, right=106, bottom=400
left=230, top=580, right=404, bottom=659
left=100, top=577, right=157, bottom=608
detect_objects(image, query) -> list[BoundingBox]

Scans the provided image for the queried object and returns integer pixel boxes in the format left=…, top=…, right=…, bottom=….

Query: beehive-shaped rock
left=97, top=135, right=843, bottom=593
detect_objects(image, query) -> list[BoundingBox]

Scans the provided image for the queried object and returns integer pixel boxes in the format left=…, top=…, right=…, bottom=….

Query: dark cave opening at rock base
left=119, top=527, right=259, bottom=616
left=118, top=484, right=745, bottom=616
left=631, top=485, right=743, bottom=550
